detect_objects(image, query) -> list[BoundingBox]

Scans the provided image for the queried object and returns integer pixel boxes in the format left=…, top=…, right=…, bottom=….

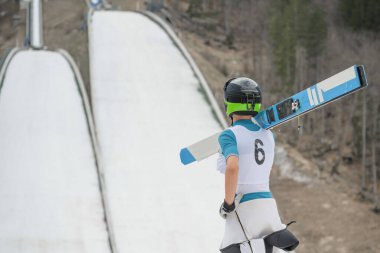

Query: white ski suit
left=217, top=119, right=291, bottom=253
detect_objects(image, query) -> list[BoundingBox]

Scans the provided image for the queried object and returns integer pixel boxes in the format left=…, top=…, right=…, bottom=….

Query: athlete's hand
left=219, top=194, right=243, bottom=219
left=219, top=200, right=235, bottom=219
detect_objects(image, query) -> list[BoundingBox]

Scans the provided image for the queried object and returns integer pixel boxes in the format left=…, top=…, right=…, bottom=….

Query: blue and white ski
left=180, top=65, right=368, bottom=165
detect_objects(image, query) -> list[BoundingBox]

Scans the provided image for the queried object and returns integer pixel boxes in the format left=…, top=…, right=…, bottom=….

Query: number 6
left=255, top=139, right=265, bottom=165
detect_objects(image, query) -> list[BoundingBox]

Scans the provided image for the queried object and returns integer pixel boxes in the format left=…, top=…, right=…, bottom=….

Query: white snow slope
left=89, top=11, right=224, bottom=252
left=0, top=50, right=111, bottom=253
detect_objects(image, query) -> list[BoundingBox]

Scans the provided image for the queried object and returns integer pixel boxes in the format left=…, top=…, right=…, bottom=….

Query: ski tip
left=180, top=148, right=196, bottom=165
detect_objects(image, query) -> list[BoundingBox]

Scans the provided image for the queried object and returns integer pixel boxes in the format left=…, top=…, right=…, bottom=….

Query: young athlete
left=217, top=77, right=298, bottom=253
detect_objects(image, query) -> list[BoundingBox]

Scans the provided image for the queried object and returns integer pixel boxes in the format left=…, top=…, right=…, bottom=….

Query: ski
left=180, top=65, right=368, bottom=165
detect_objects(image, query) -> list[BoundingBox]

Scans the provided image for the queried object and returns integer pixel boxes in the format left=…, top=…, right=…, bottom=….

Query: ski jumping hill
left=89, top=11, right=225, bottom=252
left=0, top=49, right=111, bottom=253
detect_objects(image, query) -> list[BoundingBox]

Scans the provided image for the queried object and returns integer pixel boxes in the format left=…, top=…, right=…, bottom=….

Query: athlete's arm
left=225, top=155, right=239, bottom=205
left=218, top=130, right=239, bottom=207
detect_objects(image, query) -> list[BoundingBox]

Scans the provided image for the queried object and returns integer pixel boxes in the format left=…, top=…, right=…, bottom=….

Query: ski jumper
left=218, top=119, right=288, bottom=253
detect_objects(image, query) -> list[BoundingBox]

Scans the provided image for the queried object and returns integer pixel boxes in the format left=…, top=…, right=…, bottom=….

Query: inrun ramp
left=89, top=11, right=224, bottom=252
left=0, top=50, right=111, bottom=253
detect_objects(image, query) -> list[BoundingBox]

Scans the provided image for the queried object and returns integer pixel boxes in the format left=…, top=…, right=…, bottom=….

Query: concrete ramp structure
left=0, top=49, right=112, bottom=253
left=88, top=11, right=225, bottom=252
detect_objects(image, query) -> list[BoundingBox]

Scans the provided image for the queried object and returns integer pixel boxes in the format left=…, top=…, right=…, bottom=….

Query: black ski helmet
left=224, top=77, right=262, bottom=117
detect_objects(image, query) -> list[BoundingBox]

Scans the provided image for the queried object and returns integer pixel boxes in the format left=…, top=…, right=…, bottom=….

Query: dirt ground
left=273, top=175, right=380, bottom=253
left=1, top=1, right=379, bottom=252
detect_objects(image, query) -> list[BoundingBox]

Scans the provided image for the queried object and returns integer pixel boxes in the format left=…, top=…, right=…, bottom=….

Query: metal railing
left=28, top=0, right=44, bottom=49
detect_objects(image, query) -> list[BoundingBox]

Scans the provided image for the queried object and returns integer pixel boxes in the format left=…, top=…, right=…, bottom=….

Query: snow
left=0, top=50, right=110, bottom=253
left=274, top=146, right=313, bottom=183
left=89, top=11, right=224, bottom=252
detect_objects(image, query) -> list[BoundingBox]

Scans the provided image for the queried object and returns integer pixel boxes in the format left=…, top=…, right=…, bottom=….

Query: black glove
left=219, top=200, right=236, bottom=219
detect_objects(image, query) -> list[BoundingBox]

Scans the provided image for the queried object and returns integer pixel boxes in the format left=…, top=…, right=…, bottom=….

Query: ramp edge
left=140, top=11, right=228, bottom=129
left=0, top=48, right=21, bottom=91
left=57, top=48, right=118, bottom=253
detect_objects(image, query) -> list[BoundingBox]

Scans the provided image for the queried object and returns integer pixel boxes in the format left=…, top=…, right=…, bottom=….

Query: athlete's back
left=217, top=119, right=275, bottom=194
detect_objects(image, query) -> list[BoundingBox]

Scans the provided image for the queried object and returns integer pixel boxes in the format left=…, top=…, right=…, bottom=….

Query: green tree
left=339, top=0, right=380, bottom=32
left=269, top=0, right=327, bottom=87
left=187, top=0, right=203, bottom=17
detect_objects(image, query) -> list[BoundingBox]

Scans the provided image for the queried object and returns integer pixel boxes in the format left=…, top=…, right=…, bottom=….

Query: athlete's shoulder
left=263, top=128, right=276, bottom=142
left=218, top=129, right=239, bottom=158
left=218, top=128, right=236, bottom=145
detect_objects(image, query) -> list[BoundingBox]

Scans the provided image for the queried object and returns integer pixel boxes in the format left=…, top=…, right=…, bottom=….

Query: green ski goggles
left=224, top=101, right=261, bottom=117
